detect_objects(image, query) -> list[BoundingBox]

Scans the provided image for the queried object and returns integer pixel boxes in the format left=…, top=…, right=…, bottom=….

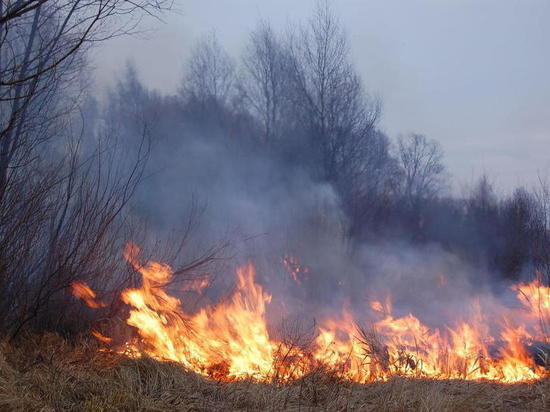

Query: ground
left=0, top=333, right=548, bottom=411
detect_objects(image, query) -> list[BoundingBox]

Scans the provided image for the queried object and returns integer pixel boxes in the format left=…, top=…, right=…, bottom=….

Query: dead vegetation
left=0, top=333, right=547, bottom=411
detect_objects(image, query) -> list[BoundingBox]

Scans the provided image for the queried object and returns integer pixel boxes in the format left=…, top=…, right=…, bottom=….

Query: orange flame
left=92, top=331, right=113, bottom=343
left=71, top=281, right=106, bottom=309
left=181, top=278, right=211, bottom=294
left=370, top=301, right=384, bottom=312
left=74, top=243, right=549, bottom=384
left=282, top=254, right=309, bottom=285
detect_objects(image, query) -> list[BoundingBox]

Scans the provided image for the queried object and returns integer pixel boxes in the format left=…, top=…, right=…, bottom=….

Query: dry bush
left=0, top=119, right=160, bottom=338
left=0, top=0, right=179, bottom=342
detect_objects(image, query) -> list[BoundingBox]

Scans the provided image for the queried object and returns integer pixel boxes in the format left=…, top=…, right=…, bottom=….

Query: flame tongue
left=191, top=263, right=275, bottom=378
left=71, top=281, right=106, bottom=309
left=73, top=243, right=549, bottom=383
left=121, top=243, right=275, bottom=379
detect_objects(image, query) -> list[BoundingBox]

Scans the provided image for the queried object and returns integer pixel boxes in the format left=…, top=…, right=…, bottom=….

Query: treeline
left=100, top=3, right=550, bottom=283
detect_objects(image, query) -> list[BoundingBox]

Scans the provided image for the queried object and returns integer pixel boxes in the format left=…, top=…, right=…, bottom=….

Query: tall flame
left=73, top=243, right=549, bottom=383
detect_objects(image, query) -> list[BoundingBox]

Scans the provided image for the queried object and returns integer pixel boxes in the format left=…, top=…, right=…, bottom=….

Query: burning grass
left=72, top=243, right=550, bottom=384
left=0, top=333, right=548, bottom=411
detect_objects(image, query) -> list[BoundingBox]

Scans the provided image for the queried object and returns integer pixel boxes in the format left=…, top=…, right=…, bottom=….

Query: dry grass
left=0, top=333, right=548, bottom=411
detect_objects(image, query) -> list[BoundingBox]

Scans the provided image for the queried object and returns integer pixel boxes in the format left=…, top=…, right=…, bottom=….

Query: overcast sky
left=93, top=0, right=550, bottom=193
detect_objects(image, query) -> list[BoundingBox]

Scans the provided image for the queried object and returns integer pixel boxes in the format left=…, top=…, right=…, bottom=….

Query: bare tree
left=241, top=22, right=291, bottom=145
left=0, top=0, right=171, bottom=197
left=0, top=0, right=176, bottom=338
left=0, top=123, right=149, bottom=338
left=532, top=178, right=550, bottom=283
left=0, top=0, right=171, bottom=87
left=180, top=31, right=236, bottom=109
left=397, top=133, right=445, bottom=206
left=272, top=1, right=388, bottom=239
left=345, top=131, right=401, bottom=239
left=286, top=1, right=380, bottom=183
left=498, top=187, right=542, bottom=278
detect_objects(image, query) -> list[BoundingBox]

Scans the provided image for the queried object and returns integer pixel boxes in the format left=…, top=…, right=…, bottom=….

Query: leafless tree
left=397, top=133, right=445, bottom=207
left=0, top=0, right=183, bottom=338
left=0, top=123, right=149, bottom=338
left=345, top=131, right=401, bottom=239
left=533, top=178, right=550, bottom=282
left=241, top=22, right=291, bottom=145
left=0, top=0, right=171, bottom=87
left=180, top=31, right=236, bottom=109
left=499, top=187, right=543, bottom=277
left=0, top=0, right=172, bottom=198
left=286, top=1, right=381, bottom=184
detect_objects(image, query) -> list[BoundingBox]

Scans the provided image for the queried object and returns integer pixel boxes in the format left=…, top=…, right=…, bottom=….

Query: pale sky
left=93, top=0, right=550, bottom=193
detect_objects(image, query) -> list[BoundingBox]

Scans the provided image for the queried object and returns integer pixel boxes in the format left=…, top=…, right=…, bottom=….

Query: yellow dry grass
left=0, top=333, right=548, bottom=411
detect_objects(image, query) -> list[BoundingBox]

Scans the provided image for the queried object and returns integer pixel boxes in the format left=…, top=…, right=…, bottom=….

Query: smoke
left=93, top=0, right=548, bottom=337
left=95, top=81, right=517, bottom=335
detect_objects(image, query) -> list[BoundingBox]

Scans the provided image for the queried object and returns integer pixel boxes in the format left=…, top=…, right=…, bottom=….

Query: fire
left=71, top=281, right=106, bottom=309
left=513, top=279, right=550, bottom=322
left=370, top=301, right=384, bottom=312
left=119, top=243, right=276, bottom=379
left=282, top=254, right=309, bottom=285
left=92, top=331, right=113, bottom=343
left=181, top=278, right=211, bottom=294
left=73, top=243, right=549, bottom=384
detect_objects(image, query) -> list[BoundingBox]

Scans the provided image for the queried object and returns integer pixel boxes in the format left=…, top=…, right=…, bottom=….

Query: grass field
left=0, top=333, right=548, bottom=411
